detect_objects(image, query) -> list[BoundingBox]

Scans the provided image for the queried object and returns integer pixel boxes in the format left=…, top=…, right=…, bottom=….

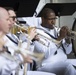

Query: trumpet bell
left=10, top=23, right=28, bottom=34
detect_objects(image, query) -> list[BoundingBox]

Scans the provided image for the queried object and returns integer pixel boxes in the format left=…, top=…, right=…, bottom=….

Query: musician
left=0, top=6, right=35, bottom=75
left=33, top=8, right=76, bottom=75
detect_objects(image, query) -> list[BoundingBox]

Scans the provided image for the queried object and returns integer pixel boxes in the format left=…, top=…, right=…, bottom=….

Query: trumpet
left=13, top=23, right=61, bottom=45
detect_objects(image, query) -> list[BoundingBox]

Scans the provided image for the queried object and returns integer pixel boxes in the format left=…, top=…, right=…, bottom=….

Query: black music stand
left=0, top=0, right=40, bottom=17
left=38, top=3, right=76, bottom=16
left=37, top=3, right=76, bottom=27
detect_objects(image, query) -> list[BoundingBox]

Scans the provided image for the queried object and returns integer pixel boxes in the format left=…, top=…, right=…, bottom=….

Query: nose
left=14, top=18, right=17, bottom=22
left=51, top=20, right=55, bottom=24
left=8, top=19, right=13, bottom=27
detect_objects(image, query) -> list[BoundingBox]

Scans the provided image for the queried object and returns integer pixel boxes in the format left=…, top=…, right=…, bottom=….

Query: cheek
left=1, top=24, right=6, bottom=31
left=10, top=21, right=14, bottom=26
left=1, top=22, right=5, bottom=28
left=47, top=21, right=52, bottom=25
left=10, top=19, right=13, bottom=23
left=0, top=20, right=8, bottom=29
left=10, top=18, right=14, bottom=23
left=45, top=20, right=50, bottom=24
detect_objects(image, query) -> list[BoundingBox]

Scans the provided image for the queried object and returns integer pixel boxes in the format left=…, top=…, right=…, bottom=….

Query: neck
left=0, top=31, right=5, bottom=37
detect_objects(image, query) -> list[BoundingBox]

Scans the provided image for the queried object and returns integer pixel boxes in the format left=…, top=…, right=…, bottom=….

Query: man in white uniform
left=0, top=6, right=35, bottom=75
left=33, top=8, right=76, bottom=75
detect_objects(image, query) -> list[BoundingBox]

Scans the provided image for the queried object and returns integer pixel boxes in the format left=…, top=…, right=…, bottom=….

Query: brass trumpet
left=13, top=23, right=61, bottom=45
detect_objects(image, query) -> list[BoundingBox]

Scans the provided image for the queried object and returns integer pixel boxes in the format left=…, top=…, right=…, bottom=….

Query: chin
left=51, top=27, right=54, bottom=29
left=49, top=26, right=54, bottom=29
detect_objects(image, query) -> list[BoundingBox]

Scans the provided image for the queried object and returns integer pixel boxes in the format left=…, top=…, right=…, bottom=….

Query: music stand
left=37, top=3, right=76, bottom=27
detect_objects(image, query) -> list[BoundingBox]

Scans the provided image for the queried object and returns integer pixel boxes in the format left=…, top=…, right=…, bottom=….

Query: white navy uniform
left=33, top=25, right=76, bottom=75
left=0, top=34, right=24, bottom=75
left=0, top=33, right=56, bottom=75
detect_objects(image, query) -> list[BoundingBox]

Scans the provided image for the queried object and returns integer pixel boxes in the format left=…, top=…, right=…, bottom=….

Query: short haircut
left=4, top=7, right=17, bottom=15
left=41, top=8, right=55, bottom=18
left=4, top=7, right=14, bottom=11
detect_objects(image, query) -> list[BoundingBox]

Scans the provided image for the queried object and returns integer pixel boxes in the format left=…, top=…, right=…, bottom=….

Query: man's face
left=8, top=10, right=16, bottom=29
left=0, top=10, right=12, bottom=34
left=42, top=12, right=57, bottom=29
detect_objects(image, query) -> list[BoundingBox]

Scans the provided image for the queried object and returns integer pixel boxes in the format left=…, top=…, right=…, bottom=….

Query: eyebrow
left=9, top=16, right=16, bottom=21
left=10, top=16, right=16, bottom=18
left=45, top=17, right=57, bottom=20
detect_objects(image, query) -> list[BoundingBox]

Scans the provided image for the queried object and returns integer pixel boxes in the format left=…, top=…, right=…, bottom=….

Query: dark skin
left=41, top=12, right=56, bottom=29
left=57, top=26, right=71, bottom=44
left=41, top=12, right=71, bottom=43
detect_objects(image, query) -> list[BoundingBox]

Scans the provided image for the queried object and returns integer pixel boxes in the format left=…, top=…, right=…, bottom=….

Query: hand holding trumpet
left=27, top=27, right=37, bottom=41
left=57, top=26, right=69, bottom=40
left=57, top=26, right=74, bottom=44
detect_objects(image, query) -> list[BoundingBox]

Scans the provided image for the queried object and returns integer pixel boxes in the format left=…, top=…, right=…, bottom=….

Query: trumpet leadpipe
left=14, top=23, right=28, bottom=31
left=36, top=29, right=61, bottom=45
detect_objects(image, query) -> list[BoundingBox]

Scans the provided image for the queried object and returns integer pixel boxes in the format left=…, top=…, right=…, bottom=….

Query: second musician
left=33, top=8, right=76, bottom=75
